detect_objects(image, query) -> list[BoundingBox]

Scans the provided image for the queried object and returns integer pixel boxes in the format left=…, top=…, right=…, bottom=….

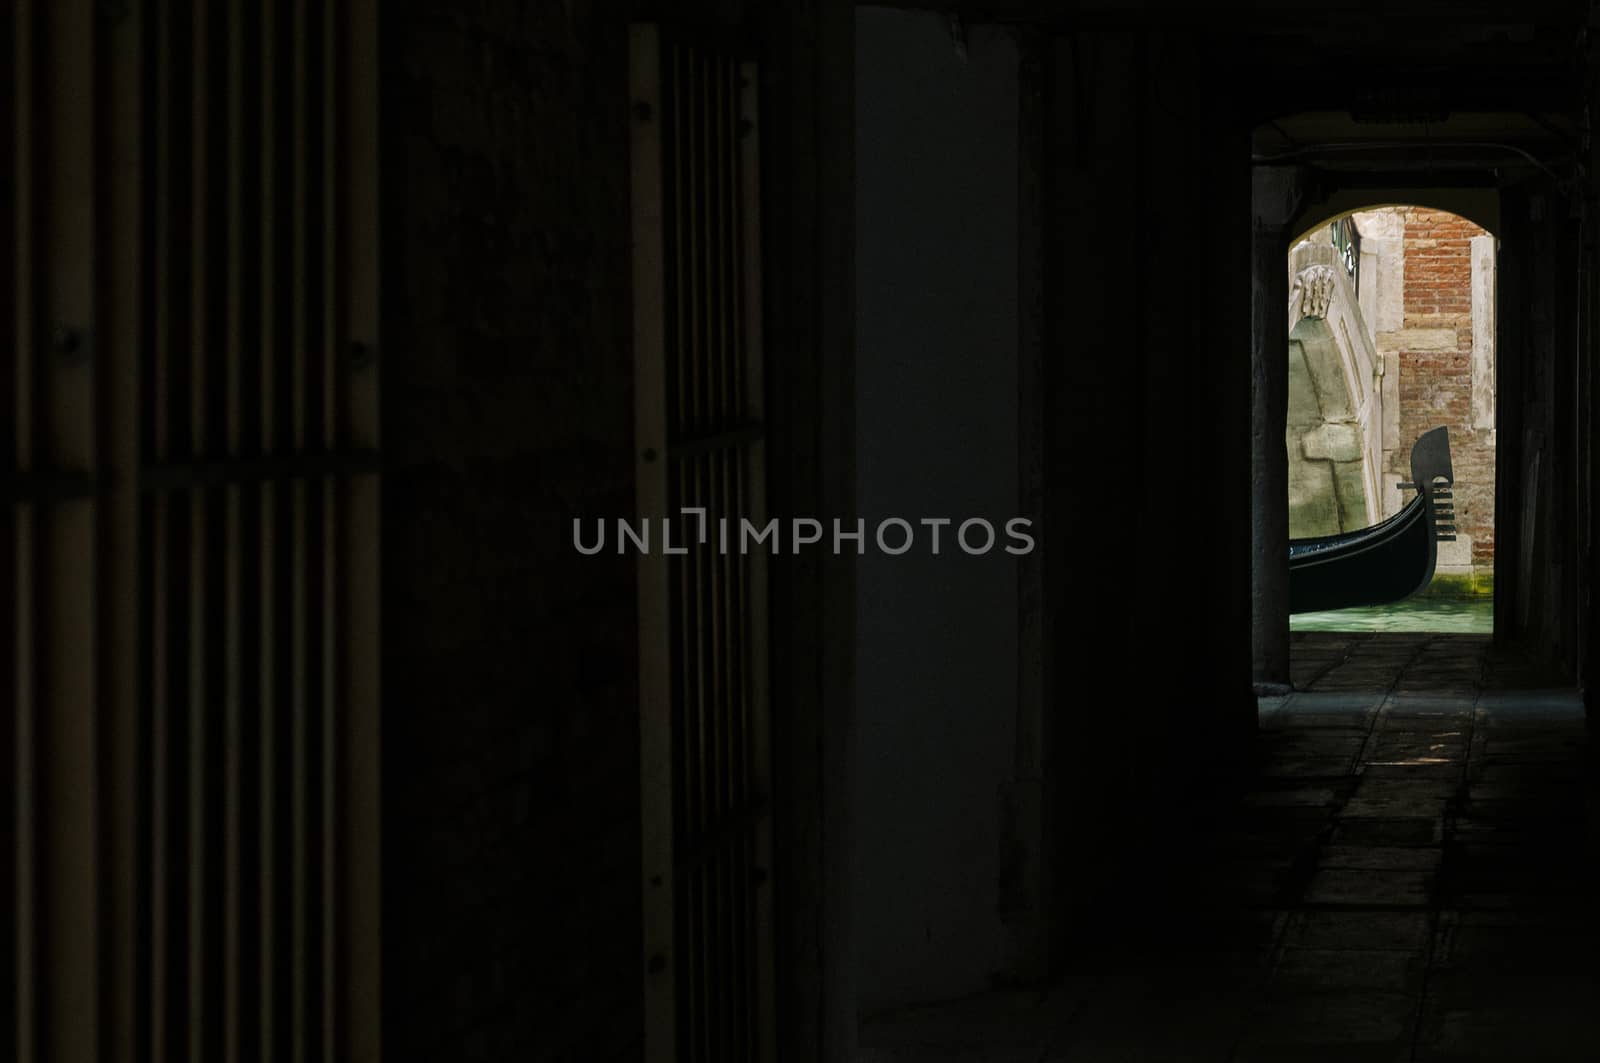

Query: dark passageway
left=17, top=3, right=1600, bottom=1061
left=861, top=635, right=1600, bottom=1061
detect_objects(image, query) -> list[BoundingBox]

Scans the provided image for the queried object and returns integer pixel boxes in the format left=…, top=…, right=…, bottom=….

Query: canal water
left=1290, top=595, right=1493, bottom=634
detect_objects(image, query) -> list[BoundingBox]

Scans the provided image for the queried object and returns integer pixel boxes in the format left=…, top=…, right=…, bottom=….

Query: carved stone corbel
left=1293, top=264, right=1337, bottom=319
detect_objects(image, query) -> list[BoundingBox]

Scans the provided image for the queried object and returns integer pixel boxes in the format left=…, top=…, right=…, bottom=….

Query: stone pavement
left=860, top=633, right=1600, bottom=1062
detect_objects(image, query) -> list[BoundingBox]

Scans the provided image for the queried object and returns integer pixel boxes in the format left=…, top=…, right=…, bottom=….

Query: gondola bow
left=1288, top=426, right=1455, bottom=614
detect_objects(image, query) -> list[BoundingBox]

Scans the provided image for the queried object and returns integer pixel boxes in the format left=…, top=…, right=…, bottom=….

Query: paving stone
left=1353, top=777, right=1459, bottom=797
left=1318, top=846, right=1442, bottom=872
left=1479, top=734, right=1585, bottom=754
left=1340, top=793, right=1453, bottom=819
left=1359, top=762, right=1464, bottom=781
left=1385, top=695, right=1475, bottom=718
left=1331, top=818, right=1444, bottom=846
left=1235, top=1041, right=1413, bottom=1062
left=1274, top=715, right=1376, bottom=731
left=1473, top=761, right=1581, bottom=783
left=1287, top=911, right=1434, bottom=951
left=1243, top=787, right=1340, bottom=808
left=1261, top=755, right=1360, bottom=779
left=1234, top=990, right=1418, bottom=1045
left=1273, top=735, right=1368, bottom=758
left=1362, top=736, right=1468, bottom=766
left=1288, top=692, right=1388, bottom=715
left=1271, top=948, right=1425, bottom=993
left=1303, top=869, right=1433, bottom=907
left=1449, top=906, right=1594, bottom=928
left=1475, top=690, right=1586, bottom=720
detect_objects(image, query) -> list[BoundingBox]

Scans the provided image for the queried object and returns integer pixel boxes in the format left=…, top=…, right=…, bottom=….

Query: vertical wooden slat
left=222, top=2, right=247, bottom=1059
left=708, top=60, right=725, bottom=438
left=186, top=3, right=212, bottom=1058
left=319, top=1, right=342, bottom=1058
left=288, top=289, right=311, bottom=1063
left=13, top=2, right=39, bottom=1058
left=148, top=507, right=168, bottom=1063
left=703, top=63, right=724, bottom=1059
left=737, top=54, right=776, bottom=1062
left=343, top=0, right=383, bottom=1055
left=147, top=6, right=176, bottom=1057
left=714, top=458, right=732, bottom=1063
left=687, top=51, right=703, bottom=439
left=670, top=44, right=686, bottom=446
left=712, top=61, right=735, bottom=1059
left=700, top=59, right=719, bottom=1056
left=687, top=54, right=710, bottom=1062
left=7, top=4, right=380, bottom=1061
left=103, top=0, right=146, bottom=1057
left=42, top=1, right=101, bottom=1060
left=726, top=64, right=751, bottom=1057
left=12, top=0, right=36, bottom=477
left=630, top=24, right=676, bottom=1063
left=675, top=465, right=697, bottom=1063
left=14, top=506, right=35, bottom=1063
left=288, top=1, right=311, bottom=1054
left=257, top=0, right=280, bottom=1055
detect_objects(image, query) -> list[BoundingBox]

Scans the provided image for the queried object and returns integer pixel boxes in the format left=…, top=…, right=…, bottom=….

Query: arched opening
left=1243, top=103, right=1579, bottom=690
left=1285, top=206, right=1497, bottom=635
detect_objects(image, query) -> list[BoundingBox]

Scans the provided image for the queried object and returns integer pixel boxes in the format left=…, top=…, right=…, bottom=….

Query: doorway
left=1285, top=207, right=1497, bottom=636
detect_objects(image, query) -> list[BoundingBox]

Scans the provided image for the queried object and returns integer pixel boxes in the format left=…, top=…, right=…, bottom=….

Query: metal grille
left=1331, top=214, right=1361, bottom=290
left=6, top=2, right=380, bottom=1061
left=630, top=23, right=776, bottom=1063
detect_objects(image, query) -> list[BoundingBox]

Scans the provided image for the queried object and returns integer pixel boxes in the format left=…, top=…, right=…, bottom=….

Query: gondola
left=1288, top=426, right=1456, bottom=614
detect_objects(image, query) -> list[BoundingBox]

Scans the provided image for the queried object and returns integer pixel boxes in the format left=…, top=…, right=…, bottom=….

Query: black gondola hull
left=1288, top=494, right=1432, bottom=613
left=1286, top=426, right=1452, bottom=615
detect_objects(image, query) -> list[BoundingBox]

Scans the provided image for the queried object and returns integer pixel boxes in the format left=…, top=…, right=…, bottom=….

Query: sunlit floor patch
left=1290, top=596, right=1492, bottom=634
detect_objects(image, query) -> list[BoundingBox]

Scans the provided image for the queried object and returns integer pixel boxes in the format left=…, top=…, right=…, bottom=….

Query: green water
left=1290, top=596, right=1493, bottom=634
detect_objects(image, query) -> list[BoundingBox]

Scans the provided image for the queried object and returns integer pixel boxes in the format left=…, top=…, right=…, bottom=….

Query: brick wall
left=1397, top=208, right=1496, bottom=574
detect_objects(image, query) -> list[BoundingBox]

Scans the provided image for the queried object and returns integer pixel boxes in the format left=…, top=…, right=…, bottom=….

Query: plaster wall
left=854, top=7, right=1020, bottom=1013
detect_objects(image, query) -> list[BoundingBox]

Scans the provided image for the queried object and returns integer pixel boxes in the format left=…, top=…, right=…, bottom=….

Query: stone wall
left=379, top=3, right=855, bottom=1057
left=1285, top=242, right=1384, bottom=537
left=381, top=3, right=644, bottom=1058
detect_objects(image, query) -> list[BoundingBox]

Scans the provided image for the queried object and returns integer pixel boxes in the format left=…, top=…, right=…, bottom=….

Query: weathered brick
left=1387, top=207, right=1496, bottom=574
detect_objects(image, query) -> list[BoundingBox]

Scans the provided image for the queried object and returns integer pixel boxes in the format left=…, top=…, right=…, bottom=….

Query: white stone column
left=1472, top=233, right=1497, bottom=432
left=1352, top=209, right=1407, bottom=516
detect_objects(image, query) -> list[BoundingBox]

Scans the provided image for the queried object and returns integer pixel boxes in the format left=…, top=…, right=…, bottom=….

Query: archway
left=1285, top=206, right=1498, bottom=635
left=1244, top=106, right=1566, bottom=687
